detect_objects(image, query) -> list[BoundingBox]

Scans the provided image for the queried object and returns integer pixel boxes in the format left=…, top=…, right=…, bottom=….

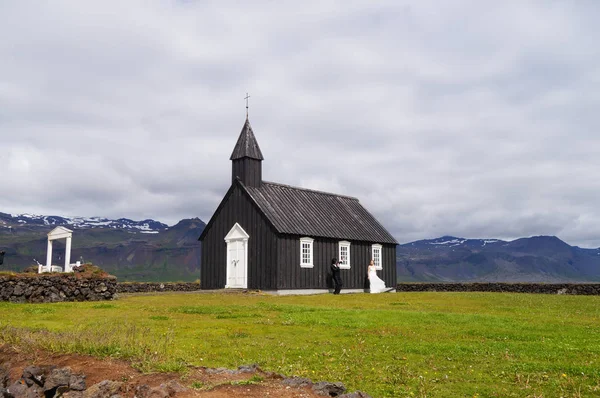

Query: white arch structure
left=41, top=226, right=74, bottom=273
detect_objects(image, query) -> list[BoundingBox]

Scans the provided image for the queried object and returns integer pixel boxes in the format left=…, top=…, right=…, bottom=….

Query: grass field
left=0, top=292, right=599, bottom=397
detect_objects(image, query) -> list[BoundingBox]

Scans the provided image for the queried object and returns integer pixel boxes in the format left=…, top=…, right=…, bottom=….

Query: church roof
left=243, top=181, right=398, bottom=244
left=230, top=118, right=264, bottom=160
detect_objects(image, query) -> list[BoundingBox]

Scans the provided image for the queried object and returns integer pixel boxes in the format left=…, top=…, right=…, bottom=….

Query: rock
left=44, top=368, right=72, bottom=391
left=83, top=380, right=122, bottom=398
left=0, top=387, right=10, bottom=398
left=62, top=392, right=84, bottom=398
left=160, top=381, right=187, bottom=395
left=148, top=387, right=170, bottom=398
left=134, top=384, right=151, bottom=398
left=12, top=286, right=24, bottom=297
left=339, top=392, right=372, bottom=398
left=135, top=385, right=170, bottom=398
left=54, top=385, right=70, bottom=397
left=312, top=381, right=346, bottom=397
left=0, top=365, right=9, bottom=388
left=281, top=377, right=312, bottom=388
left=69, top=374, right=86, bottom=391
left=237, top=364, right=259, bottom=373
left=25, top=385, right=43, bottom=398
left=9, top=296, right=25, bottom=304
left=205, top=368, right=236, bottom=375
left=22, top=366, right=54, bottom=387
left=6, top=381, right=28, bottom=398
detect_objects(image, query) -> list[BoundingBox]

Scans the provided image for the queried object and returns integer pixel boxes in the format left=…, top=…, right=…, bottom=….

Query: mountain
left=0, top=212, right=205, bottom=282
left=3, top=211, right=599, bottom=283
left=398, top=235, right=600, bottom=282
left=0, top=213, right=169, bottom=232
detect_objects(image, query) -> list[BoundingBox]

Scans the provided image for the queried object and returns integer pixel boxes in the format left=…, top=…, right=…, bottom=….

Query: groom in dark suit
left=331, top=258, right=342, bottom=294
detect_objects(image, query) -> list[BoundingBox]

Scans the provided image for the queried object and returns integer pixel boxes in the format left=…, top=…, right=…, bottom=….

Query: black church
left=199, top=117, right=398, bottom=293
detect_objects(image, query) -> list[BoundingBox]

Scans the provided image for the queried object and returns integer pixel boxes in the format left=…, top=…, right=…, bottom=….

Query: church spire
left=230, top=117, right=263, bottom=187
left=230, top=118, right=264, bottom=161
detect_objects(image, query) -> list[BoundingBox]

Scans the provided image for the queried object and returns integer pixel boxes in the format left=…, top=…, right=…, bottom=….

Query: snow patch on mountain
left=430, top=238, right=465, bottom=246
left=2, top=213, right=169, bottom=232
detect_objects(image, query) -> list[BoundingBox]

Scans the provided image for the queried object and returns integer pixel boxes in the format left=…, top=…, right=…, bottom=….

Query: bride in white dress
left=367, top=260, right=387, bottom=293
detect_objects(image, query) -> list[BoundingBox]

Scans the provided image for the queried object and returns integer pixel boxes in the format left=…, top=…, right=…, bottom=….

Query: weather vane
left=245, top=92, right=250, bottom=118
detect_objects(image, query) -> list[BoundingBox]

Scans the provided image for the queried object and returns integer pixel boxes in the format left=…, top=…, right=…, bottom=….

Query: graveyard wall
left=397, top=282, right=600, bottom=295
left=115, top=281, right=600, bottom=295
left=0, top=273, right=117, bottom=303
left=117, top=282, right=201, bottom=293
left=4, top=277, right=598, bottom=301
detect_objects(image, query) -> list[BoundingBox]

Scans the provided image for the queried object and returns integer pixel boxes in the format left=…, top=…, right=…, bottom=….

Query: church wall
left=200, top=183, right=277, bottom=290
left=381, top=244, right=397, bottom=287
left=277, top=237, right=396, bottom=290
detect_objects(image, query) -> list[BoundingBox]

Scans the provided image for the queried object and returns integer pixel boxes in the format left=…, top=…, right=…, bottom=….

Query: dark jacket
left=330, top=262, right=340, bottom=276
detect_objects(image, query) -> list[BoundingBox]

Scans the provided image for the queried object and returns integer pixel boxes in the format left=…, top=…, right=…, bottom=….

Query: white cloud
left=1, top=1, right=599, bottom=247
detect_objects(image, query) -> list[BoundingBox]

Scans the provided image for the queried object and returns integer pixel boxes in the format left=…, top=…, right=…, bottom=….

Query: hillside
left=397, top=235, right=600, bottom=282
left=2, top=212, right=600, bottom=282
left=0, top=212, right=205, bottom=282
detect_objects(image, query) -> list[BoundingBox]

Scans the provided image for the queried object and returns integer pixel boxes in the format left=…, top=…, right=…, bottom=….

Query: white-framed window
left=300, top=237, right=314, bottom=268
left=372, top=244, right=383, bottom=270
left=338, top=241, right=351, bottom=269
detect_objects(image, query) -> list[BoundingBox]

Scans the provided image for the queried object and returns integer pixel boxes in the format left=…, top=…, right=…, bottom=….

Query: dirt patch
left=0, top=345, right=331, bottom=397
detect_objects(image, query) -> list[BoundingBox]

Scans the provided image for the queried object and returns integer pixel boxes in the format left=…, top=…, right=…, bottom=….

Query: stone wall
left=397, top=282, right=600, bottom=295
left=117, top=282, right=201, bottom=293
left=0, top=273, right=117, bottom=303
left=8, top=277, right=598, bottom=301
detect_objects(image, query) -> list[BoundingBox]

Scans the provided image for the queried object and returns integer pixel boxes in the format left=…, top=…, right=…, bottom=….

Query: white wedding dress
left=368, top=266, right=387, bottom=293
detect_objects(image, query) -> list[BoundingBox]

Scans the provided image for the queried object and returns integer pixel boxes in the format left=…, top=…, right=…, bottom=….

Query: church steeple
left=230, top=118, right=263, bottom=187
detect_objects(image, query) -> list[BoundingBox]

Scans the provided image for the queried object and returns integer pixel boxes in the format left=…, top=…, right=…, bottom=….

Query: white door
left=226, top=240, right=247, bottom=288
left=224, top=223, right=249, bottom=289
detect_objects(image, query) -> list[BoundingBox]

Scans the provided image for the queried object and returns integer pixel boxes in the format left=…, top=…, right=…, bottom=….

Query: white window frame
left=372, top=244, right=383, bottom=270
left=338, top=241, right=351, bottom=269
left=300, top=237, right=314, bottom=268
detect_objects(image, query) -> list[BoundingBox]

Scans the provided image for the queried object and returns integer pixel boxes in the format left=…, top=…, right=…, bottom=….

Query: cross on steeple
left=245, top=93, right=250, bottom=118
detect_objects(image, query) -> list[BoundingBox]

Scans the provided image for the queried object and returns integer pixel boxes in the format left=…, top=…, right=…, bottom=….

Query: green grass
left=0, top=292, right=599, bottom=397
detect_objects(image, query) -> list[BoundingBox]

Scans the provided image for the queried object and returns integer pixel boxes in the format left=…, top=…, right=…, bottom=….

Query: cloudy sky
left=1, top=1, right=599, bottom=247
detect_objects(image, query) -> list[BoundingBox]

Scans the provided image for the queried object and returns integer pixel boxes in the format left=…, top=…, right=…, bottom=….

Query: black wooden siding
left=380, top=245, right=397, bottom=288
left=201, top=184, right=277, bottom=290
left=277, top=237, right=396, bottom=289
left=232, top=158, right=262, bottom=188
